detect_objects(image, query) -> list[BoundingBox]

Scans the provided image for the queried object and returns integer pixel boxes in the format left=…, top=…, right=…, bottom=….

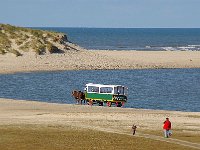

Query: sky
left=1, top=0, right=200, bottom=28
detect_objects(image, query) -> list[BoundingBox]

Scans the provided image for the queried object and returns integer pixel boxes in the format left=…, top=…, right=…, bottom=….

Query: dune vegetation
left=0, top=24, right=80, bottom=56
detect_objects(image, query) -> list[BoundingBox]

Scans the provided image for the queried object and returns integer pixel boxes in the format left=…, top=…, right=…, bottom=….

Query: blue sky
left=1, top=0, right=200, bottom=28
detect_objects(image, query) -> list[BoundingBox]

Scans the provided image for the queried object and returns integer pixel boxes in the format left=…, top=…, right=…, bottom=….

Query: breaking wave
left=145, top=45, right=200, bottom=51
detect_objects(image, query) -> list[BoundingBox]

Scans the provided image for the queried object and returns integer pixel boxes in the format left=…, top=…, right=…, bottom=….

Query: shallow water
left=0, top=69, right=200, bottom=112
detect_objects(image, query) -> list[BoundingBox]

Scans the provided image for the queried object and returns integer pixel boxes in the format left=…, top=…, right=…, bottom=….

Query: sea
left=37, top=27, right=200, bottom=51
left=1, top=28, right=200, bottom=112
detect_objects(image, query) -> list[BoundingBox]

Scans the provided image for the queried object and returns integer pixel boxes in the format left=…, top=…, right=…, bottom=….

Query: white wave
left=161, top=47, right=177, bottom=51
left=144, top=45, right=200, bottom=51
left=188, top=45, right=200, bottom=47
left=178, top=46, right=195, bottom=48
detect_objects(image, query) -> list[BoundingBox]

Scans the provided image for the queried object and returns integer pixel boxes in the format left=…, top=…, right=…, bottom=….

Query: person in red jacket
left=163, top=118, right=171, bottom=138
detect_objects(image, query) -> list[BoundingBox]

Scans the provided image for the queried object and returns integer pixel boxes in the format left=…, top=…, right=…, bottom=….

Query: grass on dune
left=0, top=125, right=197, bottom=150
left=0, top=24, right=67, bottom=56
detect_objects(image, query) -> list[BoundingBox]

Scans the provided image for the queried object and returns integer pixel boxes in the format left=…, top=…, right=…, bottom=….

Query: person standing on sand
left=163, top=118, right=171, bottom=138
left=132, top=124, right=137, bottom=135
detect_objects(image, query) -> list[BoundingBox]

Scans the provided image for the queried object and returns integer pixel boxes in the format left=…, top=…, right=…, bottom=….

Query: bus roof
left=85, top=83, right=124, bottom=87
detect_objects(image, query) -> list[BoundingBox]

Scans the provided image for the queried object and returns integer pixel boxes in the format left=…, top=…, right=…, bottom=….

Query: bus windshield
left=114, top=86, right=124, bottom=95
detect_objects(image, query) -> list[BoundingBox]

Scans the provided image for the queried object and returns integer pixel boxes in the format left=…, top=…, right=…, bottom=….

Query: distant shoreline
left=0, top=50, right=200, bottom=74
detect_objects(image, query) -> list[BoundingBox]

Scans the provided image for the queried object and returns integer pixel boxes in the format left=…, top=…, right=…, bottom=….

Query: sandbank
left=0, top=50, right=200, bottom=74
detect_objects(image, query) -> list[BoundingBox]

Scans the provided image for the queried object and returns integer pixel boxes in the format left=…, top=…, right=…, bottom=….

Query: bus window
left=114, top=86, right=124, bottom=95
left=100, top=87, right=113, bottom=93
left=88, top=86, right=99, bottom=93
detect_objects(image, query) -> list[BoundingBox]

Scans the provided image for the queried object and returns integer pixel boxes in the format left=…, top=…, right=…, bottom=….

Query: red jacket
left=163, top=120, right=171, bottom=130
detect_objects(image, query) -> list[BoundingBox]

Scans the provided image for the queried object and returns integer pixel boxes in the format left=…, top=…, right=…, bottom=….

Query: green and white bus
left=84, top=83, right=128, bottom=107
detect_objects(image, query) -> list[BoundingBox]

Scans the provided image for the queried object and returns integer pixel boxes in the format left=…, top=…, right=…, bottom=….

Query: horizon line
left=28, top=26, right=200, bottom=29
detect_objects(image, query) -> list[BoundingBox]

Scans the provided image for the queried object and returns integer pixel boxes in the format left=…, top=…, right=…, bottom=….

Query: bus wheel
left=117, top=102, right=122, bottom=107
left=99, top=101, right=103, bottom=106
left=107, top=102, right=111, bottom=107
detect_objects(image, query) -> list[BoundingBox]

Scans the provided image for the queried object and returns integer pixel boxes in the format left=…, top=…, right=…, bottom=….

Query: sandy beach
left=1, top=50, right=200, bottom=149
left=1, top=98, right=200, bottom=132
left=1, top=1, right=200, bottom=149
left=0, top=98, right=200, bottom=149
left=0, top=50, right=200, bottom=74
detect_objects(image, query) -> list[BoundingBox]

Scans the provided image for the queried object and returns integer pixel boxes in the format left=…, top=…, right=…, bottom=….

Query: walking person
left=132, top=124, right=137, bottom=135
left=163, top=118, right=171, bottom=138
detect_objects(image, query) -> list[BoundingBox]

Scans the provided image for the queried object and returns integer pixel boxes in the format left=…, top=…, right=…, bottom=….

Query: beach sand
left=1, top=98, right=200, bottom=133
left=0, top=98, right=200, bottom=149
left=1, top=50, right=200, bottom=149
left=0, top=50, right=200, bottom=74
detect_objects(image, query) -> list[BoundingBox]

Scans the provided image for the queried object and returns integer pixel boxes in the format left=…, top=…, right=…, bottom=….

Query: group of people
left=132, top=117, right=172, bottom=138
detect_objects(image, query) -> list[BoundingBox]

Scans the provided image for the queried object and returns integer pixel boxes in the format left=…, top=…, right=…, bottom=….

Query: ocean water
left=37, top=27, right=200, bottom=51
left=0, top=69, right=200, bottom=112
